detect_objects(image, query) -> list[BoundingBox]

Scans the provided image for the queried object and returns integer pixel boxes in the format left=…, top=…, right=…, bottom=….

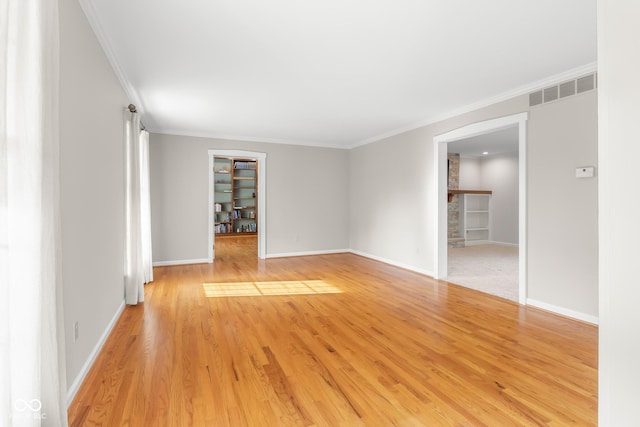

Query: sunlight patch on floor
left=203, top=280, right=342, bottom=298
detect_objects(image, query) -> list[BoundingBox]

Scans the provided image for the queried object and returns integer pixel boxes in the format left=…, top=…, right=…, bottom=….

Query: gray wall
left=350, top=96, right=525, bottom=272
left=350, top=91, right=598, bottom=319
left=60, top=0, right=127, bottom=395
left=349, top=127, right=434, bottom=270
left=527, top=94, right=598, bottom=315
left=149, top=134, right=350, bottom=262
left=480, top=152, right=519, bottom=245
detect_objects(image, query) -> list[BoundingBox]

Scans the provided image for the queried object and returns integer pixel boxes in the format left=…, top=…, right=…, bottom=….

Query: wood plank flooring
left=68, top=237, right=597, bottom=426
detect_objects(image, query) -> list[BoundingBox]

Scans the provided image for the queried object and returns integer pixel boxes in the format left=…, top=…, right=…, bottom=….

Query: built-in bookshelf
left=213, top=157, right=257, bottom=235
left=463, top=193, right=491, bottom=245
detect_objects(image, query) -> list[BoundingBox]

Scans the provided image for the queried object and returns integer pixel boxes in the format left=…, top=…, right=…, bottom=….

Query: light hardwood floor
left=68, top=237, right=597, bottom=426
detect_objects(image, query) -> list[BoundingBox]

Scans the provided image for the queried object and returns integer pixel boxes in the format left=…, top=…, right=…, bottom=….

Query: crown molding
left=152, top=128, right=351, bottom=149
left=78, top=0, right=149, bottom=124
left=349, top=62, right=597, bottom=149
left=72, top=8, right=596, bottom=153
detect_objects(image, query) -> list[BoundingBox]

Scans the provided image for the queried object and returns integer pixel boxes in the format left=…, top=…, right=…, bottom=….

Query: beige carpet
left=447, top=244, right=519, bottom=301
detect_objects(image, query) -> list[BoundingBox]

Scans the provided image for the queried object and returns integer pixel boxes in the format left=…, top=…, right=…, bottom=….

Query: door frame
left=208, top=149, right=267, bottom=261
left=433, top=113, right=528, bottom=304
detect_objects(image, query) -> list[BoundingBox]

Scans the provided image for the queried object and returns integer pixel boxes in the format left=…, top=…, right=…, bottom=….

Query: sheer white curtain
left=124, top=112, right=153, bottom=305
left=1, top=0, right=68, bottom=425
left=139, top=130, right=153, bottom=284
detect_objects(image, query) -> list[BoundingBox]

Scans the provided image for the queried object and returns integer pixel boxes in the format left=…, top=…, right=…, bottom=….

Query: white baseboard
left=153, top=258, right=209, bottom=267
left=266, top=249, right=350, bottom=258
left=527, top=298, right=599, bottom=325
left=464, top=240, right=491, bottom=246
left=349, top=250, right=434, bottom=278
left=490, top=240, right=519, bottom=248
left=66, top=299, right=125, bottom=407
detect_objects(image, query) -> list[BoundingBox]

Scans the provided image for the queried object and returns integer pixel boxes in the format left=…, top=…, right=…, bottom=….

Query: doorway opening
left=208, top=150, right=267, bottom=261
left=434, top=113, right=527, bottom=304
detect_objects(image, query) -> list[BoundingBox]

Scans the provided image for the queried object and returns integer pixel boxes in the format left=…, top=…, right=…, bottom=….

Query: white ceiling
left=448, top=126, right=518, bottom=158
left=80, top=0, right=596, bottom=148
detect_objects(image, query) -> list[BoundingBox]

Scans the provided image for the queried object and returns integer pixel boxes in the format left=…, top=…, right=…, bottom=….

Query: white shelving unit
left=213, top=157, right=257, bottom=235
left=463, top=193, right=491, bottom=246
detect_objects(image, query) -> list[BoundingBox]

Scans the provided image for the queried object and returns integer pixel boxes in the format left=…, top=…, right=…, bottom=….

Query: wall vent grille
left=543, top=85, right=559, bottom=102
left=559, top=80, right=576, bottom=98
left=529, top=72, right=597, bottom=107
left=529, top=91, right=543, bottom=106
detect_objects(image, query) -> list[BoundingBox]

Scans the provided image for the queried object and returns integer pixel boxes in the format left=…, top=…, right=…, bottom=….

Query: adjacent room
left=5, top=0, right=640, bottom=426
left=446, top=127, right=520, bottom=301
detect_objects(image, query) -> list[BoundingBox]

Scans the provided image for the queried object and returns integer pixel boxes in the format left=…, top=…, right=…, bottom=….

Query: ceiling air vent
left=529, top=72, right=597, bottom=107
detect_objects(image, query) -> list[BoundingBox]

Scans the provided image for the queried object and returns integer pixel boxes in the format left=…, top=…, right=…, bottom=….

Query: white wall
left=59, top=0, right=127, bottom=399
left=459, top=157, right=481, bottom=189
left=480, top=152, right=519, bottom=245
left=150, top=134, right=350, bottom=262
left=597, top=1, right=640, bottom=424
left=350, top=91, right=598, bottom=319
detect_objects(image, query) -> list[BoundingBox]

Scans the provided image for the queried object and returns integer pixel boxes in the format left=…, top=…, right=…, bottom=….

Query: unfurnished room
left=2, top=0, right=640, bottom=426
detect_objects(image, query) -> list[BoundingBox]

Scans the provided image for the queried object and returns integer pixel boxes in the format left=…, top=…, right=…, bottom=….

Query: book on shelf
left=233, top=161, right=257, bottom=170
left=234, top=161, right=247, bottom=169
left=215, top=223, right=231, bottom=234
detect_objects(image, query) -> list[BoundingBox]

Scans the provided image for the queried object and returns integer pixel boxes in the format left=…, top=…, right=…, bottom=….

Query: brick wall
left=447, top=153, right=464, bottom=248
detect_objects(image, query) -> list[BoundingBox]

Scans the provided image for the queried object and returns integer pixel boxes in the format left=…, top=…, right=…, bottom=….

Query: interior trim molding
left=266, top=249, right=350, bottom=259
left=78, top=0, right=149, bottom=127
left=66, top=300, right=125, bottom=407
left=152, top=258, right=209, bottom=267
left=152, top=129, right=350, bottom=150
left=434, top=112, right=528, bottom=305
left=208, top=150, right=267, bottom=261
left=490, top=241, right=519, bottom=248
left=351, top=62, right=596, bottom=148
left=527, top=298, right=599, bottom=325
left=350, top=249, right=597, bottom=325
left=76, top=3, right=596, bottom=153
left=350, top=250, right=435, bottom=278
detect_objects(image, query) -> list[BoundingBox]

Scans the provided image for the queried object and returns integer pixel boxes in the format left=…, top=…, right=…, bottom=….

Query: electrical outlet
left=74, top=321, right=79, bottom=342
left=576, top=166, right=595, bottom=178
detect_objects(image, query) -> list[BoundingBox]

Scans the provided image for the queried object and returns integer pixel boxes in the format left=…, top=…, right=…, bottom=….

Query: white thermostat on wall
left=575, top=166, right=595, bottom=178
